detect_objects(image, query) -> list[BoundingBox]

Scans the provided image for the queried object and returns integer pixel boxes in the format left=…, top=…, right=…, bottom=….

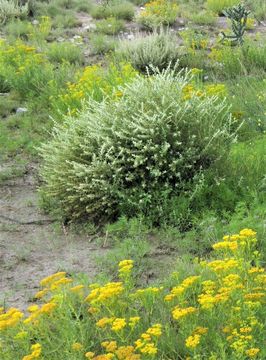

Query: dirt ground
left=0, top=162, right=105, bottom=310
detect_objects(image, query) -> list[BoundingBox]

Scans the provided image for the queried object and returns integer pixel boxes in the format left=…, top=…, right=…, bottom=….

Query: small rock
left=127, top=34, right=135, bottom=40
left=32, top=19, right=39, bottom=26
left=57, top=37, right=65, bottom=42
left=84, top=24, right=96, bottom=31
left=16, top=108, right=28, bottom=115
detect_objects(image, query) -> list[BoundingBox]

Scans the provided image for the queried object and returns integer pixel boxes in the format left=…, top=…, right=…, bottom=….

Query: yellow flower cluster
left=1, top=229, right=265, bottom=359
left=172, top=306, right=197, bottom=320
left=119, top=259, right=134, bottom=276
left=85, top=282, right=124, bottom=304
left=165, top=275, right=200, bottom=301
left=53, top=63, right=137, bottom=116
left=138, top=0, right=179, bottom=28
left=22, top=343, right=41, bottom=360
left=0, top=307, right=24, bottom=330
left=135, top=324, right=162, bottom=355
left=182, top=81, right=227, bottom=101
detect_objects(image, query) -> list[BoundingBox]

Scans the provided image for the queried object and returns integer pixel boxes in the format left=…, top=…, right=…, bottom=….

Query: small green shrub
left=91, top=0, right=135, bottom=20
left=186, top=10, right=217, bottom=26
left=96, top=17, right=125, bottom=35
left=40, top=68, right=235, bottom=223
left=90, top=34, right=116, bottom=55
left=116, top=31, right=179, bottom=73
left=246, top=0, right=266, bottom=21
left=47, top=42, right=84, bottom=64
left=0, top=0, right=28, bottom=25
left=53, top=12, right=81, bottom=29
left=4, top=19, right=30, bottom=40
left=206, top=0, right=239, bottom=14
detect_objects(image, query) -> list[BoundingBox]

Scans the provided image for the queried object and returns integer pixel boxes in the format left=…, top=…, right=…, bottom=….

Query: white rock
left=32, top=20, right=39, bottom=25
left=16, top=108, right=28, bottom=114
left=127, top=34, right=135, bottom=40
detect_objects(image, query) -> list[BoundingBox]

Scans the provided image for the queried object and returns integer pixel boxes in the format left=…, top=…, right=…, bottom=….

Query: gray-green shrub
left=40, top=68, right=236, bottom=223
left=116, top=31, right=179, bottom=73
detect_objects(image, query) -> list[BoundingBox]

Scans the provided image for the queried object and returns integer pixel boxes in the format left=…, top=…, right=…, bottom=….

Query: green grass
left=96, top=17, right=125, bottom=35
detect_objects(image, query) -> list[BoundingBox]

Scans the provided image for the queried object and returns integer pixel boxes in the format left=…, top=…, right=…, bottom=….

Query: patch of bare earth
left=0, top=163, right=106, bottom=310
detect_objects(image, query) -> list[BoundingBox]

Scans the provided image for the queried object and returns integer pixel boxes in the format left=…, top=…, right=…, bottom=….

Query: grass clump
left=96, top=17, right=125, bottom=35
left=90, top=34, right=117, bottom=55
left=1, top=229, right=266, bottom=359
left=91, top=0, right=135, bottom=20
left=40, top=68, right=236, bottom=224
left=116, top=31, right=179, bottom=73
left=186, top=10, right=217, bottom=26
left=47, top=42, right=84, bottom=64
left=206, top=0, right=239, bottom=15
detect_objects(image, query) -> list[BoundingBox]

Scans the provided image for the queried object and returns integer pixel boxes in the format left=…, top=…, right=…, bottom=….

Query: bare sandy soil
left=0, top=163, right=105, bottom=310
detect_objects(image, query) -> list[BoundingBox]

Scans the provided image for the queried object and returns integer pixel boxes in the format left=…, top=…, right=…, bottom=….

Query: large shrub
left=40, top=69, right=235, bottom=223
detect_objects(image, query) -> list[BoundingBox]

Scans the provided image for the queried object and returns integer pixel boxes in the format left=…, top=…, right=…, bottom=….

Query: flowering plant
left=1, top=229, right=265, bottom=359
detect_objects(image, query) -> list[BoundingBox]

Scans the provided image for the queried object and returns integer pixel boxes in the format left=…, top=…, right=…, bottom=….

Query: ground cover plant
left=0, top=1, right=265, bottom=358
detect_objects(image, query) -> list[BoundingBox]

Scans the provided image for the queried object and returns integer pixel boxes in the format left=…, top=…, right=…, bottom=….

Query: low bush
left=4, top=20, right=30, bottom=40
left=206, top=0, right=239, bottom=15
left=0, top=0, right=28, bottom=25
left=209, top=42, right=266, bottom=79
left=47, top=42, right=84, bottom=64
left=91, top=0, right=135, bottom=20
left=137, top=0, right=179, bottom=29
left=90, top=34, right=117, bottom=55
left=116, top=31, right=179, bottom=73
left=0, top=40, right=54, bottom=99
left=96, top=17, right=125, bottom=35
left=186, top=10, right=217, bottom=26
left=40, top=68, right=236, bottom=223
left=1, top=229, right=265, bottom=359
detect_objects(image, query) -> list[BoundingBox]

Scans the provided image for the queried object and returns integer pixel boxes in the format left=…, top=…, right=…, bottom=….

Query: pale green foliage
left=40, top=69, right=235, bottom=223
left=116, top=31, right=179, bottom=73
left=207, top=0, right=239, bottom=14
left=0, top=0, right=28, bottom=24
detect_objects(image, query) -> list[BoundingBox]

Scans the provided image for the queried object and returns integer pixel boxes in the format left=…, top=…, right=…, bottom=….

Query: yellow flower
left=140, top=342, right=157, bottom=355
left=185, top=334, right=201, bottom=349
left=27, top=305, right=39, bottom=313
left=85, top=282, right=124, bottom=304
left=85, top=352, right=95, bottom=358
left=146, top=323, right=162, bottom=337
left=101, top=341, right=117, bottom=352
left=40, top=272, right=66, bottom=287
left=34, top=289, right=49, bottom=299
left=72, top=342, right=83, bottom=351
left=239, top=229, right=256, bottom=237
left=40, top=302, right=57, bottom=314
left=96, top=317, right=114, bottom=328
left=193, top=326, right=208, bottom=335
left=22, top=343, right=41, bottom=360
left=245, top=348, right=260, bottom=358
left=111, top=318, right=126, bottom=331
left=172, top=306, right=197, bottom=320
left=129, top=316, right=140, bottom=327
